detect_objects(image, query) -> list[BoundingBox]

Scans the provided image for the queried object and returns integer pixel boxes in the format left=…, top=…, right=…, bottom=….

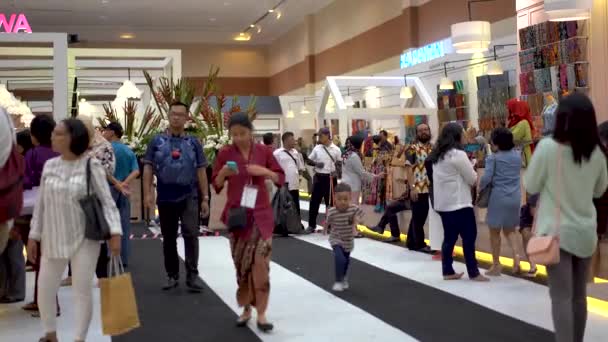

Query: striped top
left=30, top=156, right=122, bottom=259
left=327, top=205, right=363, bottom=252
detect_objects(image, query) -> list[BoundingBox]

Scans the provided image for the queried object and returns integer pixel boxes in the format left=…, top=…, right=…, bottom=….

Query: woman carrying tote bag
left=523, top=93, right=608, bottom=342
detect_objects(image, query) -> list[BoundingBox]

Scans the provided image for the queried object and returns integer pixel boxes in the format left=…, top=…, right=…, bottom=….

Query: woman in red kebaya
left=212, top=112, right=284, bottom=333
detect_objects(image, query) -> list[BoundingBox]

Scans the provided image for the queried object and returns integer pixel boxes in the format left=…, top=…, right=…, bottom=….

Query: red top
left=212, top=143, right=285, bottom=240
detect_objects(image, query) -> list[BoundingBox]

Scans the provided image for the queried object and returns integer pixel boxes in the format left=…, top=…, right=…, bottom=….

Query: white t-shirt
left=308, top=143, right=342, bottom=175
left=273, top=147, right=304, bottom=191
left=0, top=108, right=15, bottom=168
left=432, top=149, right=477, bottom=212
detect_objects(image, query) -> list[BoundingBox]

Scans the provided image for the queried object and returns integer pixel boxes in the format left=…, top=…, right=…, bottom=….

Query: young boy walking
left=324, top=183, right=363, bottom=292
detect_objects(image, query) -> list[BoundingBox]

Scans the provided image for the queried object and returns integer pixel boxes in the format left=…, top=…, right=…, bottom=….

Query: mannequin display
left=541, top=94, right=558, bottom=136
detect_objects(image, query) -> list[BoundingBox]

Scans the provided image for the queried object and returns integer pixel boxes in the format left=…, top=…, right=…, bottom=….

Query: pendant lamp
left=116, top=69, right=142, bottom=100
left=545, top=0, right=591, bottom=21
left=344, top=87, right=355, bottom=106
left=451, top=1, right=496, bottom=54
left=400, top=86, right=413, bottom=99
left=451, top=21, right=491, bottom=54
left=486, top=60, right=503, bottom=76
left=286, top=108, right=295, bottom=118
left=300, top=105, right=310, bottom=115
left=439, top=63, right=454, bottom=90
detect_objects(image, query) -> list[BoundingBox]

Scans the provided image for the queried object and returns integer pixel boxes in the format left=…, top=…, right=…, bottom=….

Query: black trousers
left=289, top=189, right=301, bottom=217
left=376, top=200, right=409, bottom=237
left=158, top=196, right=200, bottom=279
left=406, top=193, right=429, bottom=250
left=308, top=174, right=336, bottom=228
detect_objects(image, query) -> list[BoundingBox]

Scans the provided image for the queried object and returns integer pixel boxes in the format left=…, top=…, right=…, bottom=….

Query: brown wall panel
left=314, top=7, right=418, bottom=82
left=268, top=56, right=313, bottom=95
left=186, top=77, right=270, bottom=96
left=417, top=0, right=516, bottom=46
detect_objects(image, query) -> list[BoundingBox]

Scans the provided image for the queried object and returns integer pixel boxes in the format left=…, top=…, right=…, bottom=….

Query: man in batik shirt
left=404, top=123, right=433, bottom=252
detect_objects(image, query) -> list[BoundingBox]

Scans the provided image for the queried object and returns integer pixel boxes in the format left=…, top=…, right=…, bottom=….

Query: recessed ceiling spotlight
left=268, top=9, right=275, bottom=13
left=233, top=32, right=251, bottom=41
left=99, top=15, right=108, bottom=20
left=120, top=33, right=135, bottom=39
left=250, top=24, right=255, bottom=28
left=276, top=10, right=282, bottom=19
left=256, top=25, right=262, bottom=34
left=101, top=0, right=110, bottom=4
left=223, top=1, right=231, bottom=6
left=209, top=17, right=216, bottom=22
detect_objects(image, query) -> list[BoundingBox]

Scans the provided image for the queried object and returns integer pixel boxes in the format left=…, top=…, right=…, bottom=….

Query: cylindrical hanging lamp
left=451, top=21, right=491, bottom=54
left=439, top=63, right=454, bottom=90
left=544, top=0, right=592, bottom=21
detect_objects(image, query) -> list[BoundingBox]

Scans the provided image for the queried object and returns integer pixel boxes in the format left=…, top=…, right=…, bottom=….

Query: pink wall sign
left=0, top=14, right=33, bottom=33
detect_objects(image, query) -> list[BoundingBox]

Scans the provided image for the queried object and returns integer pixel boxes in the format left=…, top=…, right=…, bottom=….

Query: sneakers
left=186, top=274, right=205, bottom=293
left=332, top=282, right=344, bottom=292
left=342, top=279, right=350, bottom=290
left=162, top=277, right=179, bottom=291
left=304, top=226, right=316, bottom=234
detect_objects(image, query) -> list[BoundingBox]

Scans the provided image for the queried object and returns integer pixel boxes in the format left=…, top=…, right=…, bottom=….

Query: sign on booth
left=0, top=14, right=33, bottom=33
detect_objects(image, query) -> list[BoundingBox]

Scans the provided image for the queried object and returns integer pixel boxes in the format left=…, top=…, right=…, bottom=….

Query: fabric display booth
left=518, top=20, right=588, bottom=137
left=437, top=80, right=469, bottom=130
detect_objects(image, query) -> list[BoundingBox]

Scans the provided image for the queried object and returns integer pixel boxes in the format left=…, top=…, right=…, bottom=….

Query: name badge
left=241, top=185, right=258, bottom=209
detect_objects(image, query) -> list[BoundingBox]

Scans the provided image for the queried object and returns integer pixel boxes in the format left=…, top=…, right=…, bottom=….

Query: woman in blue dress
left=479, top=127, right=522, bottom=276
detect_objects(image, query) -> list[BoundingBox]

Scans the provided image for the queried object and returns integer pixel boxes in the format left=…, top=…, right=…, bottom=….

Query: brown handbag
left=526, top=145, right=563, bottom=266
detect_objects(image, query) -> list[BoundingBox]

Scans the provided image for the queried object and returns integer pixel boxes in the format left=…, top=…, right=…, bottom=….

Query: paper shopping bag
left=99, top=257, right=140, bottom=336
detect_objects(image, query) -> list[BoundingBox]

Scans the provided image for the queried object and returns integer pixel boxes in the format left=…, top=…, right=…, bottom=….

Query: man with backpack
left=143, top=101, right=210, bottom=292
left=273, top=132, right=305, bottom=235
left=0, top=108, right=24, bottom=255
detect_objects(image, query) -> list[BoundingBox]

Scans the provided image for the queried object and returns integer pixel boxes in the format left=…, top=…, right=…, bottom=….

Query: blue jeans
left=110, top=187, right=131, bottom=266
left=437, top=207, right=480, bottom=278
left=332, top=245, right=350, bottom=282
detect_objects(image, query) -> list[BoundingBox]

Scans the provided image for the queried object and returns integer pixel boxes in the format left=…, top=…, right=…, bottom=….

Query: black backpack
left=272, top=185, right=302, bottom=235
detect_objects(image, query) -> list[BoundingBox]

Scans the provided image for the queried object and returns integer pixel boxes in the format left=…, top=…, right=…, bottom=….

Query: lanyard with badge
left=240, top=142, right=258, bottom=209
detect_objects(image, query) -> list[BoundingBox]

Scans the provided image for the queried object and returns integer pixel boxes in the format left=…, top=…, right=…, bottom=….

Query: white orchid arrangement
left=0, top=84, right=34, bottom=126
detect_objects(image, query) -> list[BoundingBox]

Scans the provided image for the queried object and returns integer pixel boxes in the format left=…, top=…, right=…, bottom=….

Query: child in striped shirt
left=324, top=183, right=363, bottom=292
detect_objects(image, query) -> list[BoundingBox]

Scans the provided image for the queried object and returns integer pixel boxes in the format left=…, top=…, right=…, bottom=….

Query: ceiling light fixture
left=286, top=108, right=294, bottom=118
left=400, top=74, right=414, bottom=99
left=300, top=105, right=310, bottom=115
left=439, top=63, right=454, bottom=90
left=120, top=33, right=135, bottom=39
left=256, top=25, right=262, bottom=34
left=276, top=10, right=282, bottom=19
left=234, top=32, right=251, bottom=41
left=268, top=9, right=275, bottom=13
left=545, top=0, right=592, bottom=21
left=344, top=88, right=355, bottom=107
left=451, top=1, right=494, bottom=54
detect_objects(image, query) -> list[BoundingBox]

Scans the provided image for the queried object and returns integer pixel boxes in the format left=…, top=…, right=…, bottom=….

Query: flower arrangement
left=97, top=99, right=167, bottom=157
left=143, top=65, right=258, bottom=165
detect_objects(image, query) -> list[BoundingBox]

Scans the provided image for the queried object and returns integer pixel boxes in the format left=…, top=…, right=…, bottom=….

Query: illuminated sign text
left=400, top=41, right=445, bottom=69
left=0, top=14, right=33, bottom=33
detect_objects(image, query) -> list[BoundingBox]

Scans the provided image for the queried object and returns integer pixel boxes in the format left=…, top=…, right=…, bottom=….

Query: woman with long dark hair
left=524, top=93, right=608, bottom=342
left=428, top=123, right=488, bottom=282
left=341, top=134, right=379, bottom=204
left=212, top=113, right=284, bottom=333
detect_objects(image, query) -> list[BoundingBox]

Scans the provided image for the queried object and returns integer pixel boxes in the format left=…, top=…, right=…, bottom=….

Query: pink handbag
left=526, top=145, right=563, bottom=266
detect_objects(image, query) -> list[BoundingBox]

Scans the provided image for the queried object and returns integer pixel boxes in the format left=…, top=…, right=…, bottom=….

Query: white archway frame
left=317, top=76, right=438, bottom=140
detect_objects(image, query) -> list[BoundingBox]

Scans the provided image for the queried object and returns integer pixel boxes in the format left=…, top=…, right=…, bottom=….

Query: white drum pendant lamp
left=451, top=21, right=491, bottom=54
left=400, top=86, right=413, bottom=99
left=440, top=77, right=454, bottom=90
left=545, top=0, right=592, bottom=22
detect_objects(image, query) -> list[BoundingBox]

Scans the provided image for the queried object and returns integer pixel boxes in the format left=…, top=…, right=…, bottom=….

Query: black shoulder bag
left=322, top=146, right=342, bottom=179
left=79, top=158, right=111, bottom=241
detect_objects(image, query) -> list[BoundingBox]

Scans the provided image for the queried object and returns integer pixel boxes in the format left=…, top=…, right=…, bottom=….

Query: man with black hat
left=102, top=122, right=140, bottom=267
left=305, top=128, right=341, bottom=234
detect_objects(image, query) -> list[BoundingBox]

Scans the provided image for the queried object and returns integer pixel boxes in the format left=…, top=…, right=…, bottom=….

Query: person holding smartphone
left=212, top=113, right=284, bottom=333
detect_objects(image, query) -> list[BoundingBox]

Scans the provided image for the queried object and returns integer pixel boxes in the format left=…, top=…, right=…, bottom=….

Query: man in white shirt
left=273, top=132, right=305, bottom=217
left=305, top=128, right=342, bottom=234
left=0, top=108, right=16, bottom=254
